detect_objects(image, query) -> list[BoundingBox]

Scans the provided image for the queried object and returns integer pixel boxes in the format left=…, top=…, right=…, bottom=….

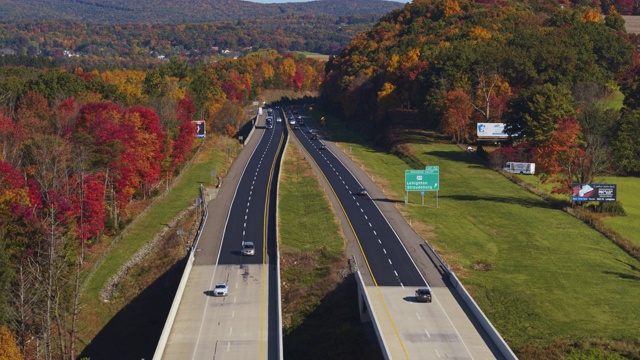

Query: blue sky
left=244, top=0, right=410, bottom=3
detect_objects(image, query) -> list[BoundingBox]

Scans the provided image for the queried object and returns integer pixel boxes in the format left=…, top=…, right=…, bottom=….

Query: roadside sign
left=405, top=169, right=439, bottom=191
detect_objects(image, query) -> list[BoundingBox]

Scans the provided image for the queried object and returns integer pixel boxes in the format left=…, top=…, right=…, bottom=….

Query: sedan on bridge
left=415, top=288, right=432, bottom=303
left=213, top=283, right=228, bottom=297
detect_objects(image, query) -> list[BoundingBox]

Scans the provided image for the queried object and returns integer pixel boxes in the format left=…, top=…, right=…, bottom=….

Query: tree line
left=0, top=50, right=324, bottom=358
left=321, top=0, right=639, bottom=193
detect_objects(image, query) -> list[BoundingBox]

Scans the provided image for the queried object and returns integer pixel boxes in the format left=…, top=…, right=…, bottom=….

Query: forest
left=0, top=50, right=324, bottom=358
left=321, top=0, right=640, bottom=194
left=0, top=16, right=379, bottom=69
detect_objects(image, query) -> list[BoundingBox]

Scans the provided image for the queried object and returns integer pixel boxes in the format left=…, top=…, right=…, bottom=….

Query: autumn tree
left=441, top=90, right=473, bottom=143
left=530, top=117, right=585, bottom=193
left=0, top=325, right=22, bottom=360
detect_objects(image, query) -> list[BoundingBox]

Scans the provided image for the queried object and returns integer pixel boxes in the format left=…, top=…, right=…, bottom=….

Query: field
left=319, top=114, right=640, bottom=357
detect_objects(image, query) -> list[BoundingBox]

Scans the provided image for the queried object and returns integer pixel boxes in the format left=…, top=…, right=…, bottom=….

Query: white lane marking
left=356, top=202, right=360, bottom=206
left=364, top=215, right=368, bottom=220
left=378, top=239, right=382, bottom=244
left=425, top=329, right=431, bottom=338
left=394, top=271, right=398, bottom=277
left=383, top=249, right=387, bottom=254
left=435, top=349, right=440, bottom=357
left=360, top=209, right=364, bottom=212
left=373, top=231, right=377, bottom=235
left=369, top=222, right=372, bottom=227
left=227, top=342, right=231, bottom=352
left=388, top=259, right=392, bottom=264
left=416, top=313, right=421, bottom=321
left=232, top=311, right=235, bottom=318
left=229, top=327, right=233, bottom=335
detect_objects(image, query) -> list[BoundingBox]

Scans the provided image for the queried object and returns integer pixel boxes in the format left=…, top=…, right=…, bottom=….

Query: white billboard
left=477, top=123, right=508, bottom=139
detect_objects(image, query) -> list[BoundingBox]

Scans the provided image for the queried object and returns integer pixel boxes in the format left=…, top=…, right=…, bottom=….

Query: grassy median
left=279, top=141, right=383, bottom=360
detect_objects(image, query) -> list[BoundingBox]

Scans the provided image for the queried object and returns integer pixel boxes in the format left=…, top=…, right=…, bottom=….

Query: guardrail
left=423, top=240, right=518, bottom=360
left=153, top=185, right=209, bottom=360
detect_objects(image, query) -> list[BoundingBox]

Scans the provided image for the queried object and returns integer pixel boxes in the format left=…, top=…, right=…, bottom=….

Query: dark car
left=415, top=288, right=432, bottom=303
left=319, top=143, right=327, bottom=150
left=311, top=133, right=318, bottom=140
left=355, top=187, right=367, bottom=196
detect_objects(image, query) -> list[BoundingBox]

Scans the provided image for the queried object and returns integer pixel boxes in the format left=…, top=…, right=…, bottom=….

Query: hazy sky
left=245, top=0, right=410, bottom=3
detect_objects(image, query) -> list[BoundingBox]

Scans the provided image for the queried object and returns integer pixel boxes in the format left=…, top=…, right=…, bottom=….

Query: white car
left=242, top=241, right=255, bottom=256
left=277, top=117, right=282, bottom=122
left=213, top=283, right=228, bottom=296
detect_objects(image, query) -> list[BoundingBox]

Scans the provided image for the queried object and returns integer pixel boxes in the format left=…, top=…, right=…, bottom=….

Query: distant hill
left=0, top=0, right=406, bottom=24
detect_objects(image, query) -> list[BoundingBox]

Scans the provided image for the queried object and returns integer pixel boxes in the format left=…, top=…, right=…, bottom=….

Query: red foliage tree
left=171, top=95, right=197, bottom=171
left=530, top=117, right=584, bottom=193
left=441, top=90, right=473, bottom=143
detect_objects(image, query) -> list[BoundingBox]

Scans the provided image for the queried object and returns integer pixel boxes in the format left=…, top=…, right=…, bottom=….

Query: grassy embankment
left=78, top=135, right=241, bottom=352
left=316, top=113, right=640, bottom=358
left=278, top=142, right=382, bottom=360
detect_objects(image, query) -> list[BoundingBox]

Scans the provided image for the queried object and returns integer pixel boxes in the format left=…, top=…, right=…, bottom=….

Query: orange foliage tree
left=441, top=90, right=473, bottom=143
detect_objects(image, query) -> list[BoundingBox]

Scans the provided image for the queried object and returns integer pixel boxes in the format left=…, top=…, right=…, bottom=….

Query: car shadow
left=203, top=290, right=218, bottom=297
left=403, top=296, right=419, bottom=303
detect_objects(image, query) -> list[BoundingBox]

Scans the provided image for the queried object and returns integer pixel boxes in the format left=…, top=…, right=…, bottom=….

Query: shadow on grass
left=79, top=256, right=187, bottom=360
left=602, top=271, right=640, bottom=281
left=441, top=194, right=554, bottom=209
left=426, top=150, right=485, bottom=165
left=283, top=274, right=383, bottom=360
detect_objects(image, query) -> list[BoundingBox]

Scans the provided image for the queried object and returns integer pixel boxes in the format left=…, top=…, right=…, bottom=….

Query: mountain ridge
left=0, top=0, right=406, bottom=24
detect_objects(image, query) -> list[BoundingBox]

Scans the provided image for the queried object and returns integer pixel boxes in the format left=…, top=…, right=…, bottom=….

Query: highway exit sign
left=405, top=168, right=439, bottom=191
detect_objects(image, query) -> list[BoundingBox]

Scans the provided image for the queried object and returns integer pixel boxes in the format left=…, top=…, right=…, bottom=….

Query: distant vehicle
left=289, top=119, right=296, bottom=125
left=298, top=118, right=305, bottom=125
left=503, top=162, right=535, bottom=175
left=415, top=288, right=432, bottom=303
left=355, top=187, right=367, bottom=196
left=319, top=143, right=327, bottom=150
left=311, top=133, right=318, bottom=140
left=277, top=117, right=282, bottom=122
left=306, top=128, right=313, bottom=134
left=242, top=241, right=255, bottom=256
left=266, top=118, right=273, bottom=129
left=267, top=108, right=274, bottom=116
left=213, top=283, right=228, bottom=297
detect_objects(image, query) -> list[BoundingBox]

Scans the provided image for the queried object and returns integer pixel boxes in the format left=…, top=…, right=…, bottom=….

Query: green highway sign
left=405, top=169, right=439, bottom=191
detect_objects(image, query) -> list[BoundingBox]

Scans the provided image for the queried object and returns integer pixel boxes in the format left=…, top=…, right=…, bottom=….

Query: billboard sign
left=405, top=168, right=439, bottom=191
left=192, top=120, right=206, bottom=138
left=571, top=183, right=617, bottom=202
left=477, top=123, right=508, bottom=139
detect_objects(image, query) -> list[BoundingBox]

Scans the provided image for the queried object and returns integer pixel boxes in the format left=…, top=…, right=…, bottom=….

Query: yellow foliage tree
left=583, top=10, right=601, bottom=22
left=100, top=69, right=148, bottom=105
left=468, top=26, right=492, bottom=41
left=444, top=0, right=461, bottom=17
left=0, top=325, right=22, bottom=360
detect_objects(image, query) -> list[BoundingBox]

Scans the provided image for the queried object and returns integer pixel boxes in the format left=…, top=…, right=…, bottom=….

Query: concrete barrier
left=355, top=271, right=392, bottom=360
left=153, top=189, right=209, bottom=360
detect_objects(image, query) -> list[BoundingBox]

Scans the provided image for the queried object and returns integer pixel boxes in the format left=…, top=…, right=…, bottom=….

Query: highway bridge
left=154, top=106, right=516, bottom=359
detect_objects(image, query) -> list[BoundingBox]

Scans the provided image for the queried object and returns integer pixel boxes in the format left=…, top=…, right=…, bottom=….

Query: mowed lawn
left=600, top=176, right=640, bottom=245
left=325, top=122, right=640, bottom=350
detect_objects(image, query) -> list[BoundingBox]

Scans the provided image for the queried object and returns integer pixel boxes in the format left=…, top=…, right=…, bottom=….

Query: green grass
left=294, top=51, right=330, bottom=61
left=322, top=116, right=640, bottom=352
left=599, top=176, right=640, bottom=246
left=279, top=141, right=343, bottom=259
left=599, top=90, right=624, bottom=110
left=80, top=136, right=240, bottom=332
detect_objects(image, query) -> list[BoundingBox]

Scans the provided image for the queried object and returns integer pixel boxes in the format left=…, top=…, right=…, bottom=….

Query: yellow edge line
left=259, top=129, right=286, bottom=360
left=294, top=134, right=410, bottom=359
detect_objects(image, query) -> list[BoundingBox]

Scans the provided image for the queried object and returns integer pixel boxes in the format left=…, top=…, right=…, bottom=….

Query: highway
left=287, top=108, right=505, bottom=359
left=160, top=111, right=285, bottom=360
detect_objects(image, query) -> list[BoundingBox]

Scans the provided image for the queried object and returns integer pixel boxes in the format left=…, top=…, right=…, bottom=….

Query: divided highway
left=288, top=110, right=506, bottom=359
left=159, top=112, right=285, bottom=360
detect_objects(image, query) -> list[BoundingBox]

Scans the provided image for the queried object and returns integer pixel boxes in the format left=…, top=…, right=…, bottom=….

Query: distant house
left=0, top=48, right=16, bottom=56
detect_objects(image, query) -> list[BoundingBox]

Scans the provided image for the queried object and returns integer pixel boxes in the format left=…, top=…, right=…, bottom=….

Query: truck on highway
left=503, top=162, right=535, bottom=175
